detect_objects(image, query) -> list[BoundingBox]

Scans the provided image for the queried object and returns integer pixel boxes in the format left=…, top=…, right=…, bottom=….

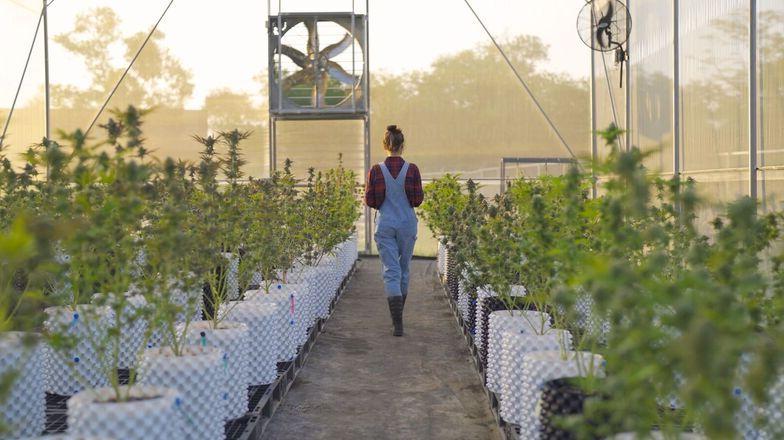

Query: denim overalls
left=374, top=161, right=418, bottom=298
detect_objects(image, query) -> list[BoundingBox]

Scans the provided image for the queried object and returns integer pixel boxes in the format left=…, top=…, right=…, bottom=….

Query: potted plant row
left=0, top=106, right=361, bottom=439
left=421, top=125, right=784, bottom=439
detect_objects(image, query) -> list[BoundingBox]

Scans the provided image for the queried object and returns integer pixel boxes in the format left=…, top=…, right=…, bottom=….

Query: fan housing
left=268, top=13, right=368, bottom=117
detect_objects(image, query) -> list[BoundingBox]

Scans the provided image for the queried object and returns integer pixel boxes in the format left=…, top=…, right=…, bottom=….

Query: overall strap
left=379, top=161, right=409, bottom=186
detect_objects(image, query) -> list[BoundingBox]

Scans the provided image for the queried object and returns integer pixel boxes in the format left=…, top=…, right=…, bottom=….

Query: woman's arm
left=365, top=165, right=385, bottom=209
left=406, top=163, right=424, bottom=208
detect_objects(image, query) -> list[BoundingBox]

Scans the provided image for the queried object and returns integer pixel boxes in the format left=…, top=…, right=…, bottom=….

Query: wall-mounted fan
left=268, top=13, right=367, bottom=116
left=577, top=0, right=632, bottom=88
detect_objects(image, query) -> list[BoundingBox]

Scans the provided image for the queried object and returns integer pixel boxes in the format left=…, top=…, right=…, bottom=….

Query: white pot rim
left=143, top=345, right=222, bottom=359
left=69, top=385, right=179, bottom=407
left=188, top=320, right=248, bottom=332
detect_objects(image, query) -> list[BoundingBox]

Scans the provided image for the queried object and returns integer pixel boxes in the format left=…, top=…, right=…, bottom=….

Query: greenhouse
left=0, top=0, right=782, bottom=439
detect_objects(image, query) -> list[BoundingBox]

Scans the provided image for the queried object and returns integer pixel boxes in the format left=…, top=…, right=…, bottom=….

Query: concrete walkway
left=262, top=258, right=498, bottom=440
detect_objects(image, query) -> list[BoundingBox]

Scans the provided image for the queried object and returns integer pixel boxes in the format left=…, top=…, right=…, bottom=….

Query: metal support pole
left=363, top=0, right=372, bottom=254
left=749, top=0, right=758, bottom=200
left=500, top=158, right=506, bottom=195
left=590, top=17, right=598, bottom=199
left=364, top=116, right=371, bottom=254
left=269, top=117, right=277, bottom=175
left=42, top=0, right=51, bottom=141
left=673, top=0, right=681, bottom=177
left=625, top=0, right=631, bottom=151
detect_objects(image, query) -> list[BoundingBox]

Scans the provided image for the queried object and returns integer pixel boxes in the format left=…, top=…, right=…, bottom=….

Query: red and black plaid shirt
left=364, top=156, right=424, bottom=209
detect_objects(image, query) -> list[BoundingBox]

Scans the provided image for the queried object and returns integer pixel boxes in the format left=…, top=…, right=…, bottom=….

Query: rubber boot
left=388, top=296, right=404, bottom=336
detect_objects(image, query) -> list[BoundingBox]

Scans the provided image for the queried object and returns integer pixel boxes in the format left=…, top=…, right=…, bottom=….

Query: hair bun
left=386, top=124, right=398, bottom=132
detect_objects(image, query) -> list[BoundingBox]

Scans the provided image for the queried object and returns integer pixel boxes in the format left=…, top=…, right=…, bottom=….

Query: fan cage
left=268, top=13, right=368, bottom=117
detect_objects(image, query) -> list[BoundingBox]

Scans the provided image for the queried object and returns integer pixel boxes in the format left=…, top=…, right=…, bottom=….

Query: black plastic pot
left=478, top=296, right=556, bottom=369
left=467, top=289, right=478, bottom=335
left=445, top=248, right=459, bottom=301
left=539, top=378, right=608, bottom=440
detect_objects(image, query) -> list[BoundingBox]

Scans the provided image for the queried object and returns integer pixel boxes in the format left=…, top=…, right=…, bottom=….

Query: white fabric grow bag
left=245, top=284, right=303, bottom=360
left=219, top=301, right=280, bottom=385
left=182, top=321, right=250, bottom=420
left=67, top=385, right=184, bottom=440
left=43, top=305, right=113, bottom=395
left=137, top=346, right=225, bottom=440
left=0, top=333, right=45, bottom=438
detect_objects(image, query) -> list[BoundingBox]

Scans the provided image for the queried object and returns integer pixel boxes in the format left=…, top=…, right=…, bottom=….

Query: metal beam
left=499, top=157, right=577, bottom=194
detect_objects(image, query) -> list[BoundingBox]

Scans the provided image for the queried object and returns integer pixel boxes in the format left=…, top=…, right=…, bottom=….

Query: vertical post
left=590, top=15, right=598, bottom=199
left=673, top=0, right=681, bottom=177
left=363, top=0, right=372, bottom=254
left=364, top=116, right=371, bottom=254
left=625, top=0, right=631, bottom=151
left=500, top=158, right=506, bottom=195
left=749, top=0, right=758, bottom=200
left=269, top=115, right=278, bottom=177
left=42, top=0, right=51, bottom=141
left=350, top=0, right=356, bottom=112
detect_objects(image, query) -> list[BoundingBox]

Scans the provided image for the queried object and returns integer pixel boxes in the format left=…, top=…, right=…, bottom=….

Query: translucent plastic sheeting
left=42, top=0, right=269, bottom=176
left=628, top=0, right=674, bottom=173
left=593, top=50, right=626, bottom=159
left=758, top=0, right=784, bottom=212
left=680, top=0, right=750, bottom=176
left=0, top=0, right=45, bottom=157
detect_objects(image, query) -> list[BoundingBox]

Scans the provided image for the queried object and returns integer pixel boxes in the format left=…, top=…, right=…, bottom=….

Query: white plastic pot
left=43, top=305, right=113, bottom=395
left=0, top=332, right=45, bottom=438
left=288, top=265, right=329, bottom=325
left=735, top=373, right=784, bottom=439
left=223, top=253, right=241, bottom=302
left=116, top=295, right=148, bottom=369
left=137, top=346, right=225, bottom=440
left=67, top=385, right=184, bottom=440
left=147, top=288, right=202, bottom=349
left=245, top=284, right=302, bottom=361
left=219, top=301, right=280, bottom=385
left=611, top=434, right=705, bottom=440
left=182, top=321, right=250, bottom=420
left=473, top=285, right=527, bottom=355
left=437, top=240, right=446, bottom=276
left=497, top=329, right=573, bottom=424
left=486, top=310, right=553, bottom=392
left=457, top=277, right=471, bottom=323
left=317, top=256, right=340, bottom=310
left=516, top=350, right=605, bottom=439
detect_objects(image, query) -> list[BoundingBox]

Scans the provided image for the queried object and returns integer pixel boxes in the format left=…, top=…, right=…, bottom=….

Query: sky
left=1, top=0, right=590, bottom=109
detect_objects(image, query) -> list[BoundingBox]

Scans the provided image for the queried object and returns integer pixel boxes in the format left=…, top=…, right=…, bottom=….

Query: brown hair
left=383, top=125, right=405, bottom=154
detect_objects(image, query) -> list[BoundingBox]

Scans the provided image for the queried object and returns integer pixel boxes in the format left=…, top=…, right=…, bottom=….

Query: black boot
left=401, top=294, right=407, bottom=309
left=388, top=296, right=404, bottom=336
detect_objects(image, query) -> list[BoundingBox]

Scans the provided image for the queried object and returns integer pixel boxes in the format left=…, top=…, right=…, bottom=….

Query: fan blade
left=322, top=33, right=353, bottom=59
left=280, top=45, right=309, bottom=69
left=318, top=71, right=330, bottom=107
left=283, top=68, right=314, bottom=91
left=305, top=19, right=318, bottom=57
left=326, top=61, right=358, bottom=86
left=595, top=2, right=614, bottom=48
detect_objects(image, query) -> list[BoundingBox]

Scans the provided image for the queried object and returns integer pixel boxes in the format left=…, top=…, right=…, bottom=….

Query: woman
left=365, top=125, right=423, bottom=336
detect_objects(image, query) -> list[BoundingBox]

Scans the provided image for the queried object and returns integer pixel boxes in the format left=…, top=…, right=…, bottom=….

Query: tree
left=52, top=7, right=194, bottom=110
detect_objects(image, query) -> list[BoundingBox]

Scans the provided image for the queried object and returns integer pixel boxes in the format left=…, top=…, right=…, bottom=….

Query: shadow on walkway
left=262, top=258, right=498, bottom=440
